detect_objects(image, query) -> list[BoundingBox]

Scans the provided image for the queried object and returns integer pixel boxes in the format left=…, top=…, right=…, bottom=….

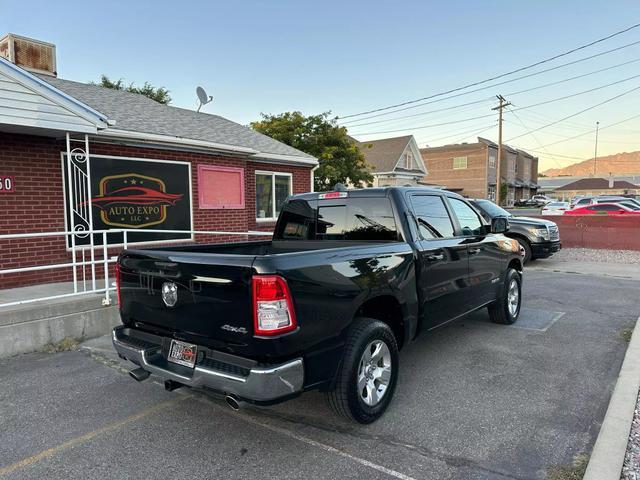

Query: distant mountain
left=542, top=151, right=640, bottom=176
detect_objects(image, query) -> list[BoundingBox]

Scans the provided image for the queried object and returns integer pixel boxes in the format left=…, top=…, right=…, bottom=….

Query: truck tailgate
left=119, top=249, right=255, bottom=347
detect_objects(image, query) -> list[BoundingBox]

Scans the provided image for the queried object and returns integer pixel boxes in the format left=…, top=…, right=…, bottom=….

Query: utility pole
left=593, top=121, right=600, bottom=176
left=492, top=95, right=511, bottom=205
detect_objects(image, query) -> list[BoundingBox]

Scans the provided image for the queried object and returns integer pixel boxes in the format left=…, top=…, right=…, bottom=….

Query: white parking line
left=198, top=398, right=418, bottom=480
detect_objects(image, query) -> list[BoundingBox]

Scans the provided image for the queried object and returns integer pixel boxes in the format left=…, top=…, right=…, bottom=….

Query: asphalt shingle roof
left=37, top=75, right=314, bottom=160
left=356, top=135, right=412, bottom=172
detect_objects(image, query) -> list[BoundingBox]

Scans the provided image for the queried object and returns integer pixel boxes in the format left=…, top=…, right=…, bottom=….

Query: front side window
left=256, top=172, right=292, bottom=220
left=453, top=156, right=467, bottom=170
left=449, top=198, right=484, bottom=236
left=410, top=195, right=455, bottom=239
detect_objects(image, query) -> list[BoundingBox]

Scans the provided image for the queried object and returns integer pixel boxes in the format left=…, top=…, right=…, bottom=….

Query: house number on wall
left=0, top=176, right=14, bottom=193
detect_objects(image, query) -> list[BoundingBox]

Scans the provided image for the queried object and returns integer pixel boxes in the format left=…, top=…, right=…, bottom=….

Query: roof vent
left=0, top=33, right=57, bottom=77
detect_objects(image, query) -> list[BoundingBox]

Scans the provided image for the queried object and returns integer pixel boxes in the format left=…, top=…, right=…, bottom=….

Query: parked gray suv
left=471, top=199, right=561, bottom=263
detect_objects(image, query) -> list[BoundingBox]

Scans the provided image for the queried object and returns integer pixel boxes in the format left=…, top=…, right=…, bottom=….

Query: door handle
left=469, top=248, right=482, bottom=255
left=426, top=253, right=445, bottom=261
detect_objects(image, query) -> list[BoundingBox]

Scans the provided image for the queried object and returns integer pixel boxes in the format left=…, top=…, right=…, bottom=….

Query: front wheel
left=520, top=239, right=532, bottom=264
left=488, top=268, right=522, bottom=325
left=326, top=318, right=399, bottom=424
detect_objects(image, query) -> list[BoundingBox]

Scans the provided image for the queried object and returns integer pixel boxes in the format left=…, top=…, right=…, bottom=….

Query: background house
left=552, top=177, right=640, bottom=200
left=420, top=137, right=539, bottom=205
left=355, top=135, right=427, bottom=186
left=0, top=34, right=316, bottom=289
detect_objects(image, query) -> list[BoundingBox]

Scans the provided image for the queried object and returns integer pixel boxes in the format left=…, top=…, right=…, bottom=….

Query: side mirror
left=491, top=216, right=510, bottom=234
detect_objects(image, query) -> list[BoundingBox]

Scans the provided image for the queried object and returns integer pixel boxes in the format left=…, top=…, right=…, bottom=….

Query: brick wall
left=420, top=143, right=488, bottom=198
left=0, top=132, right=312, bottom=289
left=542, top=215, right=640, bottom=250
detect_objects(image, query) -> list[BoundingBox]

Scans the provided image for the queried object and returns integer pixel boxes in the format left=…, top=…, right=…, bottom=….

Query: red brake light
left=115, top=262, right=122, bottom=306
left=318, top=191, right=347, bottom=199
left=252, top=275, right=297, bottom=336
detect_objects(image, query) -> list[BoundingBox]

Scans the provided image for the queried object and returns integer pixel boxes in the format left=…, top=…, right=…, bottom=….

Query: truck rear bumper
left=112, top=326, right=304, bottom=403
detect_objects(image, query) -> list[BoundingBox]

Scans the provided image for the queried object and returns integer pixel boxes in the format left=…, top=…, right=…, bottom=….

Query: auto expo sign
left=95, top=173, right=183, bottom=228
left=63, top=155, right=192, bottom=246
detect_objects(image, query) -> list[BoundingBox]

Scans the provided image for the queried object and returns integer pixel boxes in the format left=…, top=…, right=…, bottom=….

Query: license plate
left=167, top=339, right=198, bottom=368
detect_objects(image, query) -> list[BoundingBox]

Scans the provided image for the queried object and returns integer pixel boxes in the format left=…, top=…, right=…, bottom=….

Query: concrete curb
left=583, top=315, right=640, bottom=480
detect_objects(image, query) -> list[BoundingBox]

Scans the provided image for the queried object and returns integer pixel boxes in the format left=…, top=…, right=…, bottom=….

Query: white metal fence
left=0, top=228, right=272, bottom=309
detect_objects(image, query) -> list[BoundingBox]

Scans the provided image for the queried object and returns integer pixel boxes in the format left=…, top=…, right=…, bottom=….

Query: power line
left=507, top=106, right=564, bottom=168
left=343, top=97, right=494, bottom=128
left=514, top=112, right=640, bottom=149
left=352, top=112, right=497, bottom=136
left=351, top=76, right=640, bottom=136
left=337, top=22, right=640, bottom=119
left=415, top=122, right=497, bottom=146
left=341, top=40, right=640, bottom=125
left=453, top=124, right=497, bottom=144
left=345, top=57, right=640, bottom=129
left=506, top=83, right=640, bottom=142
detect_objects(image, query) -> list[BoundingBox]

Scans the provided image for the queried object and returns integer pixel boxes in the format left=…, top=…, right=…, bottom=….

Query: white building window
left=453, top=156, right=467, bottom=169
left=405, top=152, right=413, bottom=169
left=487, top=186, right=496, bottom=201
left=488, top=151, right=496, bottom=169
left=256, top=171, right=292, bottom=221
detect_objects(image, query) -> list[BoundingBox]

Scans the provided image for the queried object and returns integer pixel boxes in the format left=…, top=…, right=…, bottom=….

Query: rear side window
left=410, top=195, right=455, bottom=239
left=274, top=197, right=399, bottom=241
left=449, top=198, right=484, bottom=236
left=316, top=198, right=398, bottom=240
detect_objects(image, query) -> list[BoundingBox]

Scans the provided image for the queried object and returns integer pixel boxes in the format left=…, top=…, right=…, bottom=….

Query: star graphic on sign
left=130, top=178, right=138, bottom=185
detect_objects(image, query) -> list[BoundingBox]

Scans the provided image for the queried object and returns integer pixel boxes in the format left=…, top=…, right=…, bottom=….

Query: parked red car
left=564, top=203, right=640, bottom=216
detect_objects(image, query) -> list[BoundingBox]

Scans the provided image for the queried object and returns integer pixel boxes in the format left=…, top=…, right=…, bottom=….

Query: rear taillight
left=252, top=275, right=297, bottom=336
left=115, top=263, right=122, bottom=307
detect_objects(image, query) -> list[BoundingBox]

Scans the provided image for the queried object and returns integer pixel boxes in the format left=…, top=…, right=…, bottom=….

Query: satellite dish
left=196, top=86, right=213, bottom=112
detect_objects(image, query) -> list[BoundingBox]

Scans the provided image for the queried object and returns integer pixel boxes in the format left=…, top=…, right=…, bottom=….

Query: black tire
left=520, top=239, right=532, bottom=264
left=488, top=268, right=522, bottom=325
left=326, top=318, right=399, bottom=424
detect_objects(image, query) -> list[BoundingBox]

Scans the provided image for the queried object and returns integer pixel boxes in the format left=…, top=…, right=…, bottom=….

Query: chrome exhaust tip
left=225, top=395, right=242, bottom=411
left=129, top=367, right=150, bottom=382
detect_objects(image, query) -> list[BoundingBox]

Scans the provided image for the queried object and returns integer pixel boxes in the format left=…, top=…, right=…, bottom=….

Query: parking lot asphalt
left=1, top=270, right=638, bottom=480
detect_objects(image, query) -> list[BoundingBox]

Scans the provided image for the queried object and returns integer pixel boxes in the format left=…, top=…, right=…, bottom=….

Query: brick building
left=419, top=137, right=539, bottom=205
left=0, top=35, right=316, bottom=289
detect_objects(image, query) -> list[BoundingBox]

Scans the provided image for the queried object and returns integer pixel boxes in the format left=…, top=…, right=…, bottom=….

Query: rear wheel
left=326, top=318, right=399, bottom=424
left=488, top=268, right=522, bottom=325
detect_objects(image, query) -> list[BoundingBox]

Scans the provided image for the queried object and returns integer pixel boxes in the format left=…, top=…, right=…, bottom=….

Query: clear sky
left=3, top=0, right=640, bottom=171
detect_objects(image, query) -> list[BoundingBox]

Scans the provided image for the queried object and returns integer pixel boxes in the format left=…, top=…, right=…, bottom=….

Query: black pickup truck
left=113, top=187, right=523, bottom=423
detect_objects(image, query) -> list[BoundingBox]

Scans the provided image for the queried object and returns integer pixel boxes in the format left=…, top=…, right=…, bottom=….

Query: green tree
left=251, top=112, right=373, bottom=191
left=92, top=75, right=171, bottom=105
